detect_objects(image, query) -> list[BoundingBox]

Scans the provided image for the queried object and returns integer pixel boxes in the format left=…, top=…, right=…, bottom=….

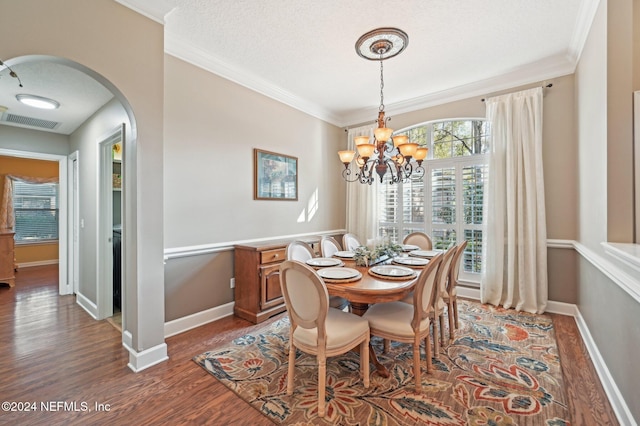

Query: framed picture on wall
left=254, top=149, right=298, bottom=201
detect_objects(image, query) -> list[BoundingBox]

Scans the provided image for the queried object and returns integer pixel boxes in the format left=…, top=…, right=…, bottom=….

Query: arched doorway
left=0, top=55, right=137, bottom=329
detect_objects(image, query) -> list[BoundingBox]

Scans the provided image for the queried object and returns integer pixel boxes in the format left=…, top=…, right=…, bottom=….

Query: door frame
left=68, top=151, right=80, bottom=295
left=0, top=148, right=69, bottom=294
left=96, top=125, right=124, bottom=319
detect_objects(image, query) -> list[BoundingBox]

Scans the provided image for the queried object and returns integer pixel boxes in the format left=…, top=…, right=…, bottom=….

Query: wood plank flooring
left=0, top=265, right=618, bottom=425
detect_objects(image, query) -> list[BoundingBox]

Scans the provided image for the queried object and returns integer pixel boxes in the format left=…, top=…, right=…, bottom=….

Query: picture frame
left=254, top=149, right=298, bottom=201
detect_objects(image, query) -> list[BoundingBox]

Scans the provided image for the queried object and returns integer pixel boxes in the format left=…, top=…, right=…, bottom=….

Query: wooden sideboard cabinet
left=233, top=236, right=328, bottom=324
left=0, top=230, right=16, bottom=288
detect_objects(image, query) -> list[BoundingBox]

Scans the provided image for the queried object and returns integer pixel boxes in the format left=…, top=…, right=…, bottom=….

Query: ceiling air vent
left=3, top=113, right=60, bottom=130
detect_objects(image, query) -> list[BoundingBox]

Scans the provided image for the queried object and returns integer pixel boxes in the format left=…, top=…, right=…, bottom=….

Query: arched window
left=377, top=119, right=488, bottom=283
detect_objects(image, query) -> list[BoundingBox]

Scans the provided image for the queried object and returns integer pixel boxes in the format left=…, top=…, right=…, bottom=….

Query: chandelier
left=339, top=28, right=427, bottom=185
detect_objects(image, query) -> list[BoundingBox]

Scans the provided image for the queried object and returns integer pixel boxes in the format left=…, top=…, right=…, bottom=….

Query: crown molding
left=567, top=0, right=601, bottom=64
left=342, top=54, right=576, bottom=127
left=115, top=0, right=173, bottom=24
left=165, top=34, right=343, bottom=126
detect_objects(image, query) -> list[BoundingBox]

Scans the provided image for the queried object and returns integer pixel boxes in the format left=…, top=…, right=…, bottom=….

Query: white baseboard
left=164, top=301, right=235, bottom=338
left=16, top=259, right=59, bottom=268
left=544, top=300, right=578, bottom=316
left=123, top=341, right=169, bottom=373
left=574, top=310, right=637, bottom=426
left=455, top=286, right=578, bottom=316
left=76, top=292, right=98, bottom=319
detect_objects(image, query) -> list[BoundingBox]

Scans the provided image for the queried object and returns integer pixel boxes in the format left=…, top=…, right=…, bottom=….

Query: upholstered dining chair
left=445, top=240, right=467, bottom=340
left=286, top=241, right=349, bottom=311
left=320, top=236, right=342, bottom=258
left=430, top=244, right=458, bottom=356
left=363, top=253, right=443, bottom=393
left=279, top=260, right=370, bottom=417
left=342, top=233, right=362, bottom=251
left=402, top=232, right=433, bottom=250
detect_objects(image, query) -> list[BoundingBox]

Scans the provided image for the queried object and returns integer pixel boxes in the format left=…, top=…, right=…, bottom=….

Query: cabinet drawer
left=260, top=248, right=286, bottom=264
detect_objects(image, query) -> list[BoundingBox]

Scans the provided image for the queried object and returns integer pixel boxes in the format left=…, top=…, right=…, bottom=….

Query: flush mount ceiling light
left=16, top=94, right=60, bottom=110
left=339, top=28, right=427, bottom=185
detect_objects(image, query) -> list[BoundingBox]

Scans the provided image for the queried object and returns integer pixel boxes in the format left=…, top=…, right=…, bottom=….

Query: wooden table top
left=323, top=262, right=419, bottom=305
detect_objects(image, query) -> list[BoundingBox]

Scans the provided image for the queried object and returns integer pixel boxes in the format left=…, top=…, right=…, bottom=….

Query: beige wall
left=2, top=0, right=166, bottom=356
left=606, top=0, right=635, bottom=242
left=162, top=55, right=346, bottom=320
left=0, top=156, right=59, bottom=264
left=576, top=0, right=640, bottom=422
left=163, top=55, right=346, bottom=247
left=358, top=74, right=578, bottom=303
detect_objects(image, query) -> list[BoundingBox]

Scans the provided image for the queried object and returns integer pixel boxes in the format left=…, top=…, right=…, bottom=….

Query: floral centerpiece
left=352, top=239, right=403, bottom=267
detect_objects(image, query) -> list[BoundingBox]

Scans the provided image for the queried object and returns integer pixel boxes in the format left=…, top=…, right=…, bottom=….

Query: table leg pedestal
left=350, top=301, right=390, bottom=378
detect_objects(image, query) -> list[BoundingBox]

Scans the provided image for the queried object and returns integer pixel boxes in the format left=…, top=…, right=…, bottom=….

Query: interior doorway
left=98, top=125, right=124, bottom=323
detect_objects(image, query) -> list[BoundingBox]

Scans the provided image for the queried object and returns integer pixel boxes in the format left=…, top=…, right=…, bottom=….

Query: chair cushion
left=293, top=308, right=369, bottom=351
left=363, top=302, right=430, bottom=338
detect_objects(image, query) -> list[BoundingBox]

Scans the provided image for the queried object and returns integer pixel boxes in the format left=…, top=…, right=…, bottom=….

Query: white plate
left=317, top=267, right=360, bottom=280
left=393, top=257, right=429, bottom=266
left=306, top=257, right=342, bottom=267
left=401, top=244, right=421, bottom=252
left=409, top=250, right=442, bottom=258
left=369, top=265, right=415, bottom=277
left=333, top=251, right=355, bottom=258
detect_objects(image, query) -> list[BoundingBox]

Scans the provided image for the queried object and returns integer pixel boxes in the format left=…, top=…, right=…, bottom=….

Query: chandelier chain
left=379, top=54, right=385, bottom=113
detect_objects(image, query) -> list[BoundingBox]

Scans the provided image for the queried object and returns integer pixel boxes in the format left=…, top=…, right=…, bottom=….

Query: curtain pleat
left=481, top=87, right=548, bottom=314
left=345, top=124, right=378, bottom=244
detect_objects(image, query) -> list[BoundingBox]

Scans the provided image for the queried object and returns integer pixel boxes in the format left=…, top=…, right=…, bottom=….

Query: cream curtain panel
left=0, top=175, right=59, bottom=230
left=481, top=87, right=548, bottom=314
left=345, top=124, right=378, bottom=245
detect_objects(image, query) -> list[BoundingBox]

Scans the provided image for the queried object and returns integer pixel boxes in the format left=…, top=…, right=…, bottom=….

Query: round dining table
left=322, top=260, right=421, bottom=377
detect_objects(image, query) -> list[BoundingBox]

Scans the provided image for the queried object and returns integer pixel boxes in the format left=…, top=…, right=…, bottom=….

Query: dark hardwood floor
left=0, top=265, right=618, bottom=425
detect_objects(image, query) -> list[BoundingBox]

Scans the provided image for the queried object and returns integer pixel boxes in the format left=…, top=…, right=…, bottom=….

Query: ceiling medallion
left=355, top=27, right=408, bottom=61
left=339, top=28, right=427, bottom=185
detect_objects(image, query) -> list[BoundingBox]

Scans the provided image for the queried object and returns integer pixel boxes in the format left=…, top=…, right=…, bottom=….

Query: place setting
left=408, top=249, right=443, bottom=259
left=317, top=267, right=362, bottom=283
left=306, top=257, right=344, bottom=268
left=391, top=256, right=430, bottom=268
left=332, top=250, right=356, bottom=259
left=367, top=264, right=416, bottom=280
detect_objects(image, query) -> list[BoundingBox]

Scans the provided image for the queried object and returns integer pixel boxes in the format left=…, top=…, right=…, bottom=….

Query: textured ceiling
left=0, top=1, right=597, bottom=135
left=119, top=0, right=595, bottom=126
left=0, top=60, right=113, bottom=135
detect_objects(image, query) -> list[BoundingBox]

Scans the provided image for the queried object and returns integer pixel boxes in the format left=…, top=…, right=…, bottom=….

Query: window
left=377, top=119, right=488, bottom=282
left=13, top=180, right=59, bottom=243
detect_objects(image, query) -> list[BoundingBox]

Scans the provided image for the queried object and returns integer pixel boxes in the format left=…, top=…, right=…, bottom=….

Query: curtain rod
left=481, top=83, right=552, bottom=102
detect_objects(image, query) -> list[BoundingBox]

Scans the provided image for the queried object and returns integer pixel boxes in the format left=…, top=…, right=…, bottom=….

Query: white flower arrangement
left=352, top=239, right=402, bottom=267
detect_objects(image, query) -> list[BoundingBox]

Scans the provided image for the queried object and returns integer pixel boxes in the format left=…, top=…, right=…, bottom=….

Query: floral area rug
left=193, top=300, right=570, bottom=425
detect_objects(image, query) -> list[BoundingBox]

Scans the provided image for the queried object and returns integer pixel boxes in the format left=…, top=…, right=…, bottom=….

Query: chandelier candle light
left=339, top=28, right=427, bottom=185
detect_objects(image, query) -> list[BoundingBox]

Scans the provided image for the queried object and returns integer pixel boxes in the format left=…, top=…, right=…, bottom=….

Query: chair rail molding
left=163, top=229, right=347, bottom=261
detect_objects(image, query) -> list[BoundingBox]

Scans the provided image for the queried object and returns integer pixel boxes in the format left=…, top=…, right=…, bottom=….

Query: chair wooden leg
left=383, top=338, right=390, bottom=353
left=439, top=314, right=447, bottom=347
left=447, top=301, right=456, bottom=340
left=361, top=338, right=370, bottom=388
left=287, top=343, right=296, bottom=395
left=424, top=335, right=433, bottom=373
left=318, top=355, right=326, bottom=417
left=453, top=299, right=459, bottom=329
left=433, top=319, right=440, bottom=357
left=413, top=337, right=422, bottom=393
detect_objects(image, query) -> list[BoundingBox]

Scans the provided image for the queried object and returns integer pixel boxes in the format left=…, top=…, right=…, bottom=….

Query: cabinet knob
left=273, top=254, right=279, bottom=259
